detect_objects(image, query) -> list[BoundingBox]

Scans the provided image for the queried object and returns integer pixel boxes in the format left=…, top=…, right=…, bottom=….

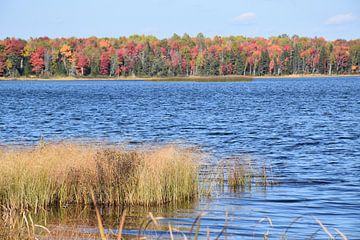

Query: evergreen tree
left=235, top=51, right=245, bottom=75
left=141, top=42, right=153, bottom=75
left=23, top=57, right=32, bottom=77
left=258, top=50, right=270, bottom=75
left=292, top=44, right=301, bottom=74
left=350, top=44, right=360, bottom=73
left=318, top=46, right=327, bottom=74
left=44, top=52, right=52, bottom=76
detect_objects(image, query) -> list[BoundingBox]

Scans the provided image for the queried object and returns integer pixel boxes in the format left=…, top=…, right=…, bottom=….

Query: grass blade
left=90, top=190, right=107, bottom=240
left=169, top=224, right=174, bottom=240
left=335, top=228, right=348, bottom=240
left=117, top=209, right=126, bottom=240
left=315, top=218, right=335, bottom=239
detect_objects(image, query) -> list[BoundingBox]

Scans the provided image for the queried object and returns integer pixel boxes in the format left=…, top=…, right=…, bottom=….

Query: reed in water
left=0, top=142, right=200, bottom=211
left=0, top=141, right=279, bottom=239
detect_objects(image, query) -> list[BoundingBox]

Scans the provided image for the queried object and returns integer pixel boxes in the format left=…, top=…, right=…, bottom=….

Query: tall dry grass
left=0, top=142, right=201, bottom=211
left=0, top=144, right=349, bottom=240
left=209, top=156, right=276, bottom=194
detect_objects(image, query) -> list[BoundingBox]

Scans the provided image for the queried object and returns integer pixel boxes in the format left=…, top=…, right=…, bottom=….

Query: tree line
left=0, top=34, right=359, bottom=78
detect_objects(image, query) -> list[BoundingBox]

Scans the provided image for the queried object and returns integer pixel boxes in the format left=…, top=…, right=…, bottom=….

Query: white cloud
left=326, top=13, right=357, bottom=25
left=233, top=12, right=256, bottom=24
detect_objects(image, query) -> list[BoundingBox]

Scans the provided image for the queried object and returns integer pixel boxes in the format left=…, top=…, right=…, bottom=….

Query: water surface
left=1, top=77, right=359, bottom=239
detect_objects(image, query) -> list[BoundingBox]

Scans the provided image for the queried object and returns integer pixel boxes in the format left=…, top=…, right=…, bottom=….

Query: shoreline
left=254, top=74, right=360, bottom=79
left=0, top=74, right=359, bottom=81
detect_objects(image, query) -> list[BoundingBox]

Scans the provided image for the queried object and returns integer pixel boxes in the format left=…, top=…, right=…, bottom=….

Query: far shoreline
left=254, top=74, right=360, bottom=79
left=0, top=74, right=359, bottom=82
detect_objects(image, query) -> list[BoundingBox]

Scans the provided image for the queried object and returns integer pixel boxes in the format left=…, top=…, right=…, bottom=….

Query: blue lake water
left=1, top=77, right=360, bottom=239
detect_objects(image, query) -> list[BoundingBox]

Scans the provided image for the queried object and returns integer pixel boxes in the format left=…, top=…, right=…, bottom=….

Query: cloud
left=233, top=12, right=256, bottom=24
left=54, top=18, right=63, bottom=24
left=326, top=13, right=357, bottom=25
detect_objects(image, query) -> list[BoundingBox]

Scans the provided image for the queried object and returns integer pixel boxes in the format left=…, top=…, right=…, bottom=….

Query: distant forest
left=0, top=34, right=359, bottom=77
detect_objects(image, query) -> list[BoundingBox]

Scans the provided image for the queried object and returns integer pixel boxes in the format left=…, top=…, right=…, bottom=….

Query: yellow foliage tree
left=60, top=44, right=72, bottom=58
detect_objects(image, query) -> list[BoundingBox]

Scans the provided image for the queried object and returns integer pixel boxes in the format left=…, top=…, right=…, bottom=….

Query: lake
left=0, top=77, right=359, bottom=239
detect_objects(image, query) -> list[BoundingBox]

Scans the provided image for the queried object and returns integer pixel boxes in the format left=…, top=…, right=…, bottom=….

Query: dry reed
left=215, top=156, right=275, bottom=192
left=0, top=142, right=200, bottom=212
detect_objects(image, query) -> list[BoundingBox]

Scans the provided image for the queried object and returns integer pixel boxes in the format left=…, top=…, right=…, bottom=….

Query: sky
left=0, top=0, right=359, bottom=40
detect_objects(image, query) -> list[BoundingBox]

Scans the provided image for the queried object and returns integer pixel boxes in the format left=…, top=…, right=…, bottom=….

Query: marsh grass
left=0, top=142, right=349, bottom=240
left=0, top=142, right=200, bottom=211
left=0, top=142, right=285, bottom=239
left=214, top=156, right=276, bottom=192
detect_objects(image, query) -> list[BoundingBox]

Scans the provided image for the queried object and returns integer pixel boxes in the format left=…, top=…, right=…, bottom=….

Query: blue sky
left=0, top=0, right=359, bottom=40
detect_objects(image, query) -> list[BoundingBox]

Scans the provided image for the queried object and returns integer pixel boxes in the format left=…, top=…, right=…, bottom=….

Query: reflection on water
left=42, top=202, right=198, bottom=239
left=1, top=77, right=360, bottom=239
left=42, top=194, right=348, bottom=240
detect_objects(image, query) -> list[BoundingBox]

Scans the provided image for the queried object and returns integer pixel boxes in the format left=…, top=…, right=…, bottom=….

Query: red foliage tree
left=4, top=38, right=25, bottom=56
left=76, top=52, right=89, bottom=76
left=30, top=48, right=45, bottom=75
left=100, top=52, right=110, bottom=75
left=0, top=56, right=6, bottom=76
left=334, top=46, right=350, bottom=72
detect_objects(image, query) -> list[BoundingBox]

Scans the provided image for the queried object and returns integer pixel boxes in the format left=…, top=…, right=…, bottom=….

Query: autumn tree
left=0, top=35, right=357, bottom=77
left=100, top=52, right=110, bottom=75
left=76, top=52, right=89, bottom=76
left=4, top=38, right=26, bottom=76
left=29, top=47, right=45, bottom=75
left=60, top=44, right=72, bottom=75
left=0, top=43, right=6, bottom=76
left=0, top=56, right=6, bottom=76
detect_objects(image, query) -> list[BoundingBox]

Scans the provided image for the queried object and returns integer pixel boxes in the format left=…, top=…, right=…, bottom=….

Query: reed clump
left=0, top=142, right=200, bottom=211
left=216, top=156, right=275, bottom=191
